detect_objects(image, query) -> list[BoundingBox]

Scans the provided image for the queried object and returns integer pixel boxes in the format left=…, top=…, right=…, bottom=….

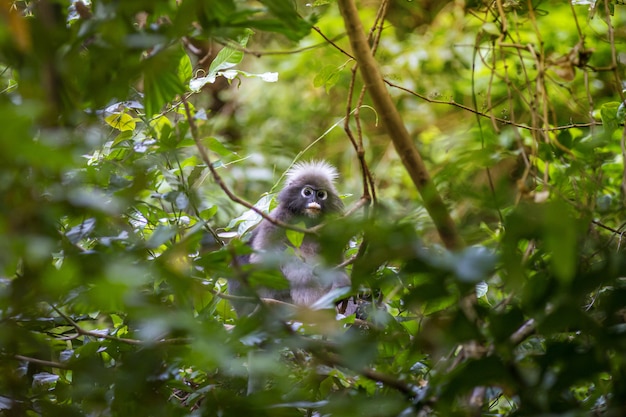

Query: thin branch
left=51, top=305, right=190, bottom=346
left=320, top=351, right=416, bottom=398
left=312, top=26, right=596, bottom=134
left=342, top=195, right=371, bottom=218
left=602, top=0, right=625, bottom=103
left=13, top=354, right=69, bottom=370
left=592, top=219, right=626, bottom=235
left=217, top=33, right=348, bottom=58
left=180, top=96, right=312, bottom=235
left=312, top=27, right=355, bottom=60
left=337, top=0, right=464, bottom=250
left=509, top=319, right=536, bottom=345
left=384, top=79, right=595, bottom=132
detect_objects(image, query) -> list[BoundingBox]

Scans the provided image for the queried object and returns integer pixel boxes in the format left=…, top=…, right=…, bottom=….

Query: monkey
left=227, top=161, right=362, bottom=395
left=229, top=160, right=353, bottom=316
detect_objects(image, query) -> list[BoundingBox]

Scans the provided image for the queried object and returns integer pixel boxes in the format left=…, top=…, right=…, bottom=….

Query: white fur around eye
left=301, top=187, right=313, bottom=197
left=316, top=190, right=328, bottom=200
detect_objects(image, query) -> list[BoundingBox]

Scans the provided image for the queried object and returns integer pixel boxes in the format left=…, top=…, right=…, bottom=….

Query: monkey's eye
left=301, top=187, right=314, bottom=197
left=316, top=190, right=328, bottom=200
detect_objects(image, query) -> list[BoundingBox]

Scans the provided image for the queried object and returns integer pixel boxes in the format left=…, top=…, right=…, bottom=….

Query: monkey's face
left=300, top=185, right=328, bottom=218
left=278, top=180, right=343, bottom=224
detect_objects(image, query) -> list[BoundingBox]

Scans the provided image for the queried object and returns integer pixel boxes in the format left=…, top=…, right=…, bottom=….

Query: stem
left=336, top=0, right=464, bottom=250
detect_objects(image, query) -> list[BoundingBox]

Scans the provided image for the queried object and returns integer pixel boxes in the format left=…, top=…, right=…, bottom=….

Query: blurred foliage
left=1, top=0, right=626, bottom=416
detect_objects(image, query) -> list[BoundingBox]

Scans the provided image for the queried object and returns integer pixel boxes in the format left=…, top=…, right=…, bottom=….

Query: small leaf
left=314, top=65, right=341, bottom=92
left=200, top=205, right=218, bottom=220
left=228, top=195, right=275, bottom=235
left=481, top=22, right=501, bottom=37
left=203, top=137, right=238, bottom=159
left=174, top=192, right=189, bottom=210
left=111, top=130, right=133, bottom=147
left=617, top=101, right=626, bottom=122
left=208, top=31, right=251, bottom=75
left=32, top=372, right=59, bottom=386
left=189, top=74, right=217, bottom=92
left=149, top=115, right=173, bottom=140
left=188, top=165, right=206, bottom=187
left=105, top=113, right=136, bottom=132
left=59, top=349, right=74, bottom=362
left=311, top=287, right=352, bottom=310
left=454, top=245, right=497, bottom=283
left=191, top=70, right=279, bottom=92
left=65, top=218, right=96, bottom=244
left=476, top=281, right=488, bottom=298
left=257, top=0, right=312, bottom=41
left=545, top=202, right=577, bottom=284
left=286, top=228, right=304, bottom=248
left=599, top=101, right=620, bottom=138
left=259, top=72, right=278, bottom=82
left=146, top=225, right=177, bottom=249
left=143, top=46, right=188, bottom=117
left=178, top=50, right=193, bottom=84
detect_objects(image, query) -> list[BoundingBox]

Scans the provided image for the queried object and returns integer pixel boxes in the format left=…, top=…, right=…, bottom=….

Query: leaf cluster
left=1, top=1, right=626, bottom=417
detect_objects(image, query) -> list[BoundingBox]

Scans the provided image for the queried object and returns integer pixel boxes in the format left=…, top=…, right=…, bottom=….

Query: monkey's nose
left=305, top=202, right=321, bottom=217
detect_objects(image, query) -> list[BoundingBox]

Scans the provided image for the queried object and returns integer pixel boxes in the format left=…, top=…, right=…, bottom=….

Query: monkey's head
left=278, top=160, right=344, bottom=224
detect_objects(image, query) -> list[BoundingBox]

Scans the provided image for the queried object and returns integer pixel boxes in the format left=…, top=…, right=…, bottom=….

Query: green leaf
left=313, top=65, right=341, bottom=93
left=143, top=46, right=188, bottom=117
left=200, top=205, right=218, bottom=220
left=286, top=227, right=304, bottom=248
left=258, top=0, right=312, bottom=41
left=105, top=113, right=137, bottom=132
left=149, top=115, right=173, bottom=142
left=617, top=101, right=626, bottom=122
left=208, top=30, right=251, bottom=75
left=178, top=50, right=193, bottom=84
left=146, top=225, right=177, bottom=249
left=545, top=201, right=578, bottom=284
left=453, top=245, right=497, bottom=283
left=481, top=22, right=501, bottom=36
left=475, top=281, right=488, bottom=298
left=227, top=194, right=275, bottom=235
left=203, top=137, right=238, bottom=159
left=599, top=101, right=620, bottom=138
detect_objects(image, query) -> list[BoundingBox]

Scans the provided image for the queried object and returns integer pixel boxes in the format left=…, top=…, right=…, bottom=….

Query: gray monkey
left=229, top=160, right=352, bottom=315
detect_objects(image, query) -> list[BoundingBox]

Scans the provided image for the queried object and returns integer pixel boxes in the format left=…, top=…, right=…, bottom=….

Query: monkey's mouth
left=304, top=202, right=322, bottom=217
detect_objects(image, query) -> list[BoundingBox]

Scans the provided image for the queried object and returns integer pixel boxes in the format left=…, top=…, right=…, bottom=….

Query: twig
left=51, top=305, right=190, bottom=346
left=13, top=354, right=69, bottom=370
left=337, top=0, right=464, bottom=251
left=343, top=195, right=371, bottom=218
left=509, top=319, right=535, bottom=345
left=592, top=219, right=626, bottom=235
left=384, top=79, right=595, bottom=133
left=180, top=96, right=312, bottom=235
left=312, top=26, right=596, bottom=134
left=217, top=33, right=348, bottom=58
left=320, top=351, right=416, bottom=398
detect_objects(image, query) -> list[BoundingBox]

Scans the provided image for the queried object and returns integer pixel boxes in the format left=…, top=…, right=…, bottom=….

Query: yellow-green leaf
left=149, top=115, right=172, bottom=138
left=286, top=228, right=304, bottom=248
left=105, top=113, right=136, bottom=132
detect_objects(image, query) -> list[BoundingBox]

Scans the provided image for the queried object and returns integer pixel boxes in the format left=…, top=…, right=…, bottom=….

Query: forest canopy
left=1, top=0, right=626, bottom=416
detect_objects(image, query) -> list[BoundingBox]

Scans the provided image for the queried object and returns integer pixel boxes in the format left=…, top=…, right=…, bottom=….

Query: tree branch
left=320, top=351, right=416, bottom=398
left=336, top=0, right=464, bottom=250
left=51, top=305, right=190, bottom=346
left=13, top=354, right=69, bottom=370
left=181, top=96, right=312, bottom=235
left=313, top=26, right=596, bottom=134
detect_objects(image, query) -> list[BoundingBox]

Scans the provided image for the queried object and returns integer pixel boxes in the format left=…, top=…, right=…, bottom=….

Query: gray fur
left=230, top=161, right=352, bottom=315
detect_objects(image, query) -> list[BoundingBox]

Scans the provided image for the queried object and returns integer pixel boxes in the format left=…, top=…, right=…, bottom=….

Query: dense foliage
left=1, top=0, right=626, bottom=416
